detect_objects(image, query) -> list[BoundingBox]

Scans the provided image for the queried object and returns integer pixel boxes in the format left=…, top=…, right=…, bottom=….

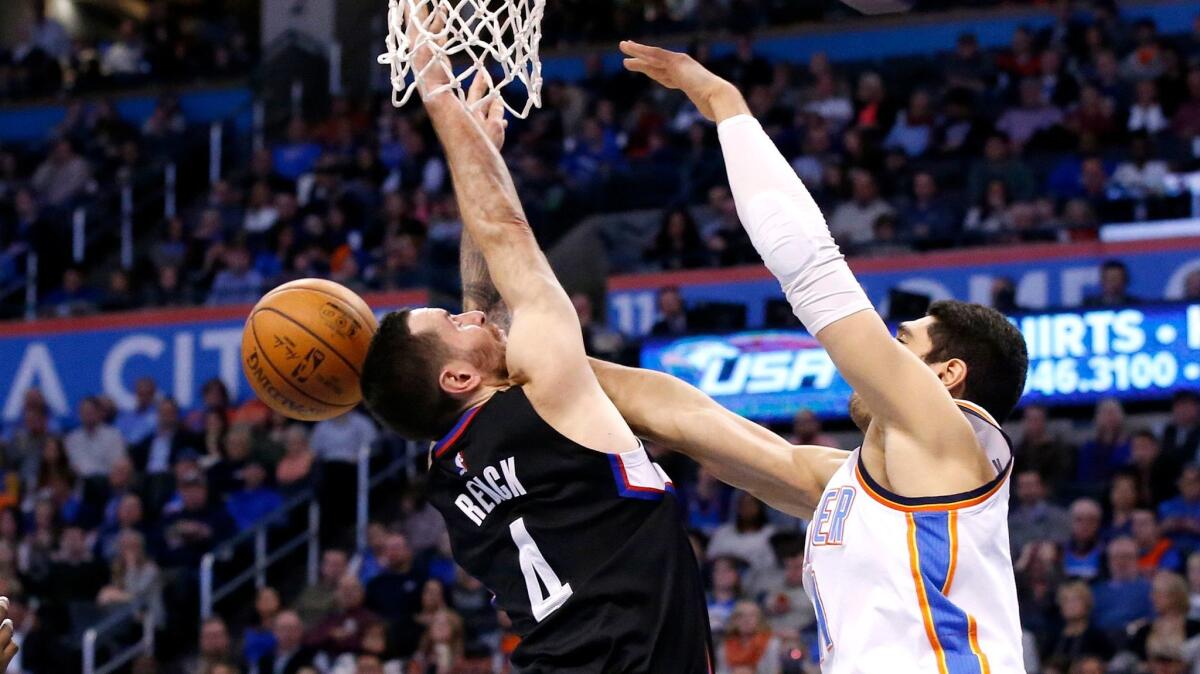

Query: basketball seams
left=263, top=284, right=378, bottom=337
left=254, top=306, right=364, bottom=379
left=248, top=316, right=354, bottom=412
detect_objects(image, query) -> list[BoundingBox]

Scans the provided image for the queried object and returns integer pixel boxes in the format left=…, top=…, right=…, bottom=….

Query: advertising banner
left=641, top=303, right=1200, bottom=422
left=610, top=238, right=1200, bottom=337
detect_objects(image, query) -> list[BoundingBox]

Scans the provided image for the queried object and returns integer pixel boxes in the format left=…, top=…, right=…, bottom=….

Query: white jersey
left=803, top=401, right=1023, bottom=673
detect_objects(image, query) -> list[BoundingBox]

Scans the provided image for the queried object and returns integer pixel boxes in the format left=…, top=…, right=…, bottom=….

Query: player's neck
left=460, top=385, right=503, bottom=412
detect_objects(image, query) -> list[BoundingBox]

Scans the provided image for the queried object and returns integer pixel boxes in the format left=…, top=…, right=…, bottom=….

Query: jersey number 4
left=510, top=517, right=573, bottom=621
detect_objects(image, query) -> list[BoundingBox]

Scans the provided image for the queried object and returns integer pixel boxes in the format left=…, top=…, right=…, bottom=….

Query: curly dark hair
left=923, top=300, right=1029, bottom=422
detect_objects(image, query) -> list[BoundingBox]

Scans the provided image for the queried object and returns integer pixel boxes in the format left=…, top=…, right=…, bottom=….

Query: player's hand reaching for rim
left=466, top=72, right=507, bottom=151
left=619, top=41, right=748, bottom=123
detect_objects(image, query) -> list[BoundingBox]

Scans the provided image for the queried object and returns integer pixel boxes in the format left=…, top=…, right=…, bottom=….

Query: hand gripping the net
left=377, top=0, right=545, bottom=118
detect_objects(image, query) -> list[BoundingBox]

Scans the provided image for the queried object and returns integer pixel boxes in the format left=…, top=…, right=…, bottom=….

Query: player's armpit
left=590, top=359, right=844, bottom=517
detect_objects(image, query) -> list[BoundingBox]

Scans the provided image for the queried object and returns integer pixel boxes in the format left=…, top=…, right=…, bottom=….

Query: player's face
left=847, top=316, right=940, bottom=432
left=409, top=307, right=508, bottom=379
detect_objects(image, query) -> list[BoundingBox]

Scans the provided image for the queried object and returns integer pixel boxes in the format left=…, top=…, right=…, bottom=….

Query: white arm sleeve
left=716, top=114, right=873, bottom=335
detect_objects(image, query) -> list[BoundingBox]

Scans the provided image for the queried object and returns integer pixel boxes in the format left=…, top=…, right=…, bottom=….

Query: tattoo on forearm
left=461, top=232, right=511, bottom=330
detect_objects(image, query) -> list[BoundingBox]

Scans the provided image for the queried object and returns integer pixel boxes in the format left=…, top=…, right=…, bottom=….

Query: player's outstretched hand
left=619, top=41, right=742, bottom=122
left=406, top=3, right=452, bottom=98
left=0, top=596, right=20, bottom=671
left=466, top=72, right=507, bottom=151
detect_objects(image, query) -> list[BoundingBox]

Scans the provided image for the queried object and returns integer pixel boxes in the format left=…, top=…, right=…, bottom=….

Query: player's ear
left=439, top=360, right=481, bottom=396
left=937, top=357, right=969, bottom=396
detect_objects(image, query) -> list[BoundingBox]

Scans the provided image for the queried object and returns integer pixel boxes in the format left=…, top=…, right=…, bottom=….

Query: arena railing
left=199, top=442, right=412, bottom=622
left=81, top=578, right=163, bottom=674
left=199, top=490, right=322, bottom=623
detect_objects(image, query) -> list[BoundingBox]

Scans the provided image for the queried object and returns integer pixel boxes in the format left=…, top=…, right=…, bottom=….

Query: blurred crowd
left=1, top=2, right=1200, bottom=318
left=4, top=371, right=1197, bottom=673
left=0, top=0, right=253, bottom=102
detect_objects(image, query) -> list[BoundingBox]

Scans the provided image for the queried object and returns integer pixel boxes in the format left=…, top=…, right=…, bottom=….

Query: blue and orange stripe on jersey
left=905, top=511, right=991, bottom=674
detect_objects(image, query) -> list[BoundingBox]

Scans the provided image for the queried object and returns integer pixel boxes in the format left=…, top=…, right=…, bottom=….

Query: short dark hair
left=360, top=310, right=463, bottom=440
left=923, top=300, right=1029, bottom=422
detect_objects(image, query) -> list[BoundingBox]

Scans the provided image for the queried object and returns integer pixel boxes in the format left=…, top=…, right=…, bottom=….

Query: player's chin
left=848, top=392, right=872, bottom=433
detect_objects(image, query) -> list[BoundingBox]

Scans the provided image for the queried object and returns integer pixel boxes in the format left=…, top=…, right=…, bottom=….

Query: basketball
left=240, top=279, right=379, bottom=421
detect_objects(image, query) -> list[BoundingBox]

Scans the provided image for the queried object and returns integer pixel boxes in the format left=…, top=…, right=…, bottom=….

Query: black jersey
left=426, top=387, right=712, bottom=673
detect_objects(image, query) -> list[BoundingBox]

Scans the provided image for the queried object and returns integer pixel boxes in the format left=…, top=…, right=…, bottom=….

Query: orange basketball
left=241, top=279, right=379, bottom=421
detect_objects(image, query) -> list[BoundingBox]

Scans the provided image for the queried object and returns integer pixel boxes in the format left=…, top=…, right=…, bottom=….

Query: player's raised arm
left=621, top=41, right=984, bottom=493
left=590, top=359, right=845, bottom=516
left=414, top=30, right=637, bottom=452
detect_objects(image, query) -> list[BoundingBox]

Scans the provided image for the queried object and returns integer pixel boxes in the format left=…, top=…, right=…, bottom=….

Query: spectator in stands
left=1128, top=79, right=1169, bottom=135
left=256, top=609, right=314, bottom=674
left=790, top=410, right=837, bottom=448
left=803, top=72, right=853, bottom=132
left=1066, top=84, right=1119, bottom=139
left=828, top=169, right=894, bottom=247
left=225, top=460, right=282, bottom=532
left=1112, top=134, right=1171, bottom=197
left=1065, top=498, right=1105, bottom=581
left=240, top=586, right=282, bottom=666
left=101, top=19, right=146, bottom=80
left=207, top=244, right=264, bottom=306
left=41, top=267, right=100, bottom=317
left=397, top=487, right=445, bottom=556
left=707, top=556, right=743, bottom=636
left=966, top=133, right=1035, bottom=204
left=1015, top=404, right=1074, bottom=488
left=310, top=407, right=377, bottom=545
left=1129, top=572, right=1200, bottom=664
left=1093, top=536, right=1154, bottom=634
left=997, top=78, right=1064, bottom=151
left=31, top=139, right=90, bottom=208
left=408, top=609, right=466, bottom=674
left=687, top=468, right=730, bottom=536
left=131, top=398, right=199, bottom=514
left=1043, top=581, right=1114, bottom=669
left=1133, top=509, right=1183, bottom=575
left=716, top=600, right=781, bottom=674
left=963, top=179, right=1014, bottom=235
left=272, top=119, right=323, bottom=182
left=96, top=529, right=163, bottom=624
left=1162, top=391, right=1200, bottom=467
left=276, top=425, right=315, bottom=494
left=1010, top=470, right=1071, bottom=557
left=1107, top=471, right=1141, bottom=541
left=572, top=292, right=625, bottom=362
left=306, top=574, right=381, bottom=657
left=94, top=492, right=147, bottom=561
left=365, top=533, right=425, bottom=655
left=750, top=547, right=815, bottom=636
left=945, top=32, right=992, bottom=94
left=884, top=90, right=935, bottom=158
left=647, top=207, right=707, bottom=270
left=3, top=400, right=52, bottom=487
left=180, top=617, right=234, bottom=674
left=708, top=493, right=777, bottom=573
left=157, top=470, right=235, bottom=568
left=900, top=171, right=958, bottom=245
left=208, top=422, right=253, bottom=499
left=1160, top=464, right=1200, bottom=555
left=650, top=286, right=689, bottom=337
left=1129, top=429, right=1178, bottom=507
left=415, top=579, right=449, bottom=630
left=294, top=548, right=348, bottom=626
left=1076, top=397, right=1131, bottom=485
left=65, top=395, right=127, bottom=503
left=115, top=377, right=159, bottom=446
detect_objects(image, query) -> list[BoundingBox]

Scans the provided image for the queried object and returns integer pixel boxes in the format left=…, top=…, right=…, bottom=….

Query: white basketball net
left=378, top=0, right=545, bottom=118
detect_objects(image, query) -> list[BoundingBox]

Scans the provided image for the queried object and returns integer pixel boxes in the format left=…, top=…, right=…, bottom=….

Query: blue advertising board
left=0, top=290, right=425, bottom=424
left=610, top=238, right=1200, bottom=337
left=641, top=303, right=1200, bottom=422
